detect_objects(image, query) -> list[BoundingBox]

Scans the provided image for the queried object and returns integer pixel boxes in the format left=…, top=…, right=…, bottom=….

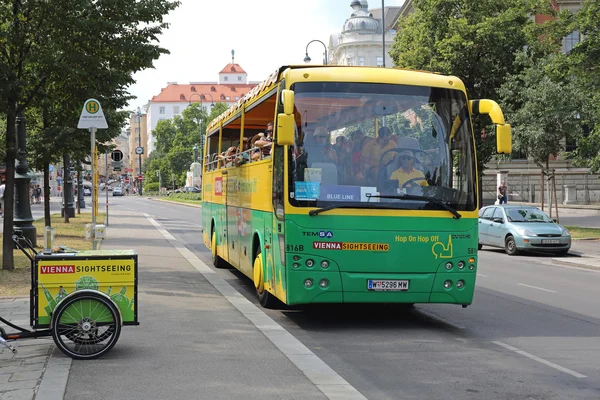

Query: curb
left=551, top=257, right=600, bottom=271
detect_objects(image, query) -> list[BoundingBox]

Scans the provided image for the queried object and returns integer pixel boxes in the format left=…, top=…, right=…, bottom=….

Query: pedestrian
left=35, top=185, right=42, bottom=204
left=0, top=180, right=5, bottom=217
left=498, top=181, right=508, bottom=204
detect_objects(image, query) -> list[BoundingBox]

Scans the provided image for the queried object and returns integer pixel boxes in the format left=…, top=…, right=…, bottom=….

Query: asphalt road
left=115, top=196, right=600, bottom=399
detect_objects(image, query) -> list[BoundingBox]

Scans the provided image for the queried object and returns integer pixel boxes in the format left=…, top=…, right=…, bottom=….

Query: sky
left=127, top=0, right=405, bottom=112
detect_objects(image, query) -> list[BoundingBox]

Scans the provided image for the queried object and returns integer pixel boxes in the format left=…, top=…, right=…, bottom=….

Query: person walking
left=498, top=181, right=508, bottom=204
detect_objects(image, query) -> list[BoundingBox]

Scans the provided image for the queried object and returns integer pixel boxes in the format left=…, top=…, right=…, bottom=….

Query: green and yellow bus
left=202, top=65, right=511, bottom=308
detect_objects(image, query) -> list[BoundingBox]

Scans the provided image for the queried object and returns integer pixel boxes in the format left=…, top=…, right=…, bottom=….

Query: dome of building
left=344, top=0, right=379, bottom=33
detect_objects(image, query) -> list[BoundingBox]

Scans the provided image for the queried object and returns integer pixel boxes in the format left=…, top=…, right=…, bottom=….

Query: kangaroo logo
left=432, top=234, right=453, bottom=259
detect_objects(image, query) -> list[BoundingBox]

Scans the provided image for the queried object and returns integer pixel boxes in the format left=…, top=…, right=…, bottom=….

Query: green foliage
left=389, top=0, right=556, bottom=179
left=144, top=182, right=160, bottom=192
left=168, top=193, right=201, bottom=202
left=499, top=52, right=584, bottom=167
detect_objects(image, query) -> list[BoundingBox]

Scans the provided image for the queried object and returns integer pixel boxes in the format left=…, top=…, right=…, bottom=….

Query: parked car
left=112, top=187, right=123, bottom=196
left=478, top=205, right=571, bottom=256
left=83, top=188, right=91, bottom=196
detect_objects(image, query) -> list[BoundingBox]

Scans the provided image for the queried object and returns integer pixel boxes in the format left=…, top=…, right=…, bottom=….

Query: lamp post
left=303, top=40, right=328, bottom=65
left=14, top=111, right=36, bottom=246
left=136, top=108, right=142, bottom=196
left=382, top=0, right=386, bottom=68
left=193, top=145, right=199, bottom=163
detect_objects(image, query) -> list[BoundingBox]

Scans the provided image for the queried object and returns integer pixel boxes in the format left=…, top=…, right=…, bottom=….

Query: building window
left=159, top=106, right=165, bottom=114
left=224, top=76, right=228, bottom=81
left=377, top=56, right=384, bottom=67
left=135, top=137, right=140, bottom=143
left=226, top=96, right=230, bottom=100
left=359, top=57, right=365, bottom=66
left=235, top=96, right=239, bottom=100
left=238, top=76, right=242, bottom=81
left=562, top=30, right=580, bottom=54
left=191, top=86, right=196, bottom=92
left=347, top=57, right=353, bottom=66
left=173, top=106, right=180, bottom=114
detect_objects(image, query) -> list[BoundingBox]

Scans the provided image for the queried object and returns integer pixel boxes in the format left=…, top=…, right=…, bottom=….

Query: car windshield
left=288, top=82, right=476, bottom=211
left=505, top=208, right=552, bottom=223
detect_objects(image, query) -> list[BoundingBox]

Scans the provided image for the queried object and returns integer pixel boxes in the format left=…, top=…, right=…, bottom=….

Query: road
left=114, top=196, right=600, bottom=399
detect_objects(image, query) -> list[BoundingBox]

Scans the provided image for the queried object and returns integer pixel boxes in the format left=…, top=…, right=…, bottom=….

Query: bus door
left=226, top=168, right=241, bottom=269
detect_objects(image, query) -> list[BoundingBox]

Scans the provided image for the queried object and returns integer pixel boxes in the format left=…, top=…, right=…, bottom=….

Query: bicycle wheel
left=51, top=291, right=121, bottom=360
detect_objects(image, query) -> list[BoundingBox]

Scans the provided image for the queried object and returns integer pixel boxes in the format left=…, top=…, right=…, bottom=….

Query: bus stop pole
left=105, top=152, right=109, bottom=226
left=91, top=127, right=97, bottom=249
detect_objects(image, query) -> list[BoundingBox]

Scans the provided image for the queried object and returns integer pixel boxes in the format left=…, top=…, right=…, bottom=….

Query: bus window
left=206, top=133, right=219, bottom=171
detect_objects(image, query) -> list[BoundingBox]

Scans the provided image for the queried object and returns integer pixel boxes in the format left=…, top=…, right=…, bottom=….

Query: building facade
left=144, top=62, right=258, bottom=155
left=127, top=112, right=148, bottom=177
left=328, top=1, right=400, bottom=67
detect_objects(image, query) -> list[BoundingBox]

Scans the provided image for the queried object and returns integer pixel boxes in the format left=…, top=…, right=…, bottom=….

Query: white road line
left=144, top=214, right=367, bottom=400
left=492, top=341, right=587, bottom=379
left=417, top=309, right=466, bottom=330
left=477, top=273, right=488, bottom=277
left=517, top=283, right=557, bottom=293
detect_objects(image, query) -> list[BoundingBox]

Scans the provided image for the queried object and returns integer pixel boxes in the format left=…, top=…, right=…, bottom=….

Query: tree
left=0, top=0, right=179, bottom=270
left=389, top=0, right=556, bottom=199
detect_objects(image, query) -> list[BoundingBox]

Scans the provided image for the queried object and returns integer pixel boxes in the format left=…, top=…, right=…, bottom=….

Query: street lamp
left=303, top=40, right=328, bottom=65
left=193, top=145, right=199, bottom=163
left=136, top=107, right=143, bottom=196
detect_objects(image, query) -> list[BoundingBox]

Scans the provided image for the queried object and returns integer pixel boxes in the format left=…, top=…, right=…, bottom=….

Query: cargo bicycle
left=0, top=230, right=138, bottom=360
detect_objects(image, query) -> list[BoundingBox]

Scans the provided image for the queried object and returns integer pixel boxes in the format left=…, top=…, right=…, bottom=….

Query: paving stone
left=0, top=388, right=35, bottom=400
left=0, top=365, right=44, bottom=375
left=0, top=374, right=10, bottom=384
left=8, top=371, right=42, bottom=383
left=20, top=356, right=47, bottom=365
left=0, top=380, right=37, bottom=392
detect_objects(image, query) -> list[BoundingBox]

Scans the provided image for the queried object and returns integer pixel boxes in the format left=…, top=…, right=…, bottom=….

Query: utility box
left=94, top=224, right=106, bottom=239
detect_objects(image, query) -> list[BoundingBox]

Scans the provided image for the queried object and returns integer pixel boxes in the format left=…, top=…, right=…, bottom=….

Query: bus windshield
left=288, top=82, right=476, bottom=211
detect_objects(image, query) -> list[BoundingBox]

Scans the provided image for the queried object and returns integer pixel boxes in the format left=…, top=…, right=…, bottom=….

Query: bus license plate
left=542, top=239, right=561, bottom=244
left=367, top=280, right=409, bottom=291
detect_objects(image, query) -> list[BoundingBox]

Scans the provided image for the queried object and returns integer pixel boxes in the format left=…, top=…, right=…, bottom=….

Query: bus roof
left=205, top=65, right=464, bottom=133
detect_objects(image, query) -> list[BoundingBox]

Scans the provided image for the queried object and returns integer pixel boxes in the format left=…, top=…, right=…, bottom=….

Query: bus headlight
left=457, top=261, right=465, bottom=269
left=319, top=279, right=329, bottom=288
left=321, top=260, right=329, bottom=269
left=293, top=263, right=300, bottom=269
left=445, top=262, right=453, bottom=270
left=456, top=280, right=465, bottom=289
left=443, top=280, right=452, bottom=289
left=306, top=259, right=314, bottom=268
left=304, top=279, right=313, bottom=288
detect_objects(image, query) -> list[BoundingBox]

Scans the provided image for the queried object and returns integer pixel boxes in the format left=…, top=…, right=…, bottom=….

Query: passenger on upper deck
left=255, top=121, right=274, bottom=156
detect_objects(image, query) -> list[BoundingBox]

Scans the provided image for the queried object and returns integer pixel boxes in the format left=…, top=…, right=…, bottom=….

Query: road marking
left=492, top=341, right=587, bottom=379
left=416, top=309, right=466, bottom=330
left=144, top=214, right=367, bottom=400
left=477, top=273, right=488, bottom=277
left=517, top=283, right=557, bottom=293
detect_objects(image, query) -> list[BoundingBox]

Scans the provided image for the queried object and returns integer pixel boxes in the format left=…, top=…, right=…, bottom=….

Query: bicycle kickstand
left=0, top=335, right=17, bottom=354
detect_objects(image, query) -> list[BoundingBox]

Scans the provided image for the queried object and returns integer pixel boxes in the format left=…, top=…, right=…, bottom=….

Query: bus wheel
left=211, top=231, right=226, bottom=269
left=253, top=247, right=277, bottom=308
left=478, top=243, right=483, bottom=250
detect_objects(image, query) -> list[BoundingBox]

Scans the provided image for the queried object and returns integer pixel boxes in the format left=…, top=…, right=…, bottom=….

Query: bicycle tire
left=51, top=291, right=121, bottom=360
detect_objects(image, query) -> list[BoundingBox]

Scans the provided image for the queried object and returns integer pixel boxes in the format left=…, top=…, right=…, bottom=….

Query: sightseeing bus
left=202, top=65, right=511, bottom=308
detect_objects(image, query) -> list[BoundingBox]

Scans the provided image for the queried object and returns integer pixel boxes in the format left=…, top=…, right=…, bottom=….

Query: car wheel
left=504, top=235, right=519, bottom=256
left=478, top=243, right=483, bottom=250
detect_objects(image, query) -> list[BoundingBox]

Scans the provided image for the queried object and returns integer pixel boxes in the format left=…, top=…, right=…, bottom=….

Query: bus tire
left=253, top=246, right=278, bottom=308
left=211, top=230, right=226, bottom=269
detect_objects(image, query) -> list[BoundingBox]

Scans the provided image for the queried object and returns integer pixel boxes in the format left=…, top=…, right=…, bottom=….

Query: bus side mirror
left=496, top=124, right=512, bottom=154
left=277, top=114, right=295, bottom=146
left=281, top=90, right=295, bottom=115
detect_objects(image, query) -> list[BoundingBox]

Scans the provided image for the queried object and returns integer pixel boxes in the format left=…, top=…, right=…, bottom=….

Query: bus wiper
left=366, top=194, right=461, bottom=219
left=309, top=203, right=407, bottom=216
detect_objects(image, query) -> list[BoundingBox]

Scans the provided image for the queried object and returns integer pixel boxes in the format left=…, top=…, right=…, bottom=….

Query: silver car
left=478, top=205, right=571, bottom=256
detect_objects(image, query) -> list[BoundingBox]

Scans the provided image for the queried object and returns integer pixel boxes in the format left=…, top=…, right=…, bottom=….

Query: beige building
left=97, top=130, right=131, bottom=181
left=328, top=1, right=401, bottom=67
left=128, top=111, right=148, bottom=178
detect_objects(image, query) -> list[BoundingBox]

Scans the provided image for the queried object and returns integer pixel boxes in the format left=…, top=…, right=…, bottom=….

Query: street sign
left=111, top=150, right=123, bottom=162
left=135, top=146, right=144, bottom=155
left=114, top=167, right=122, bottom=172
left=125, top=178, right=130, bottom=183
left=77, top=99, right=108, bottom=129
left=138, top=175, right=143, bottom=181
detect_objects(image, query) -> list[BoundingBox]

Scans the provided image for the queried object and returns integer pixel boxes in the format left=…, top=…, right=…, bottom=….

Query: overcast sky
left=127, top=0, right=405, bottom=112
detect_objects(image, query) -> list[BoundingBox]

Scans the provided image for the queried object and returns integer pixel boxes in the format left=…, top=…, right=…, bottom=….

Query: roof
left=151, top=82, right=257, bottom=103
left=219, top=64, right=247, bottom=74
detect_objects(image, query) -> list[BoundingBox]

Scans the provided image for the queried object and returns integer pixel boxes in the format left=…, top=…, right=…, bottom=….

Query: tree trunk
left=2, top=97, right=17, bottom=271
left=43, top=157, right=51, bottom=227
left=553, top=174, right=559, bottom=224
